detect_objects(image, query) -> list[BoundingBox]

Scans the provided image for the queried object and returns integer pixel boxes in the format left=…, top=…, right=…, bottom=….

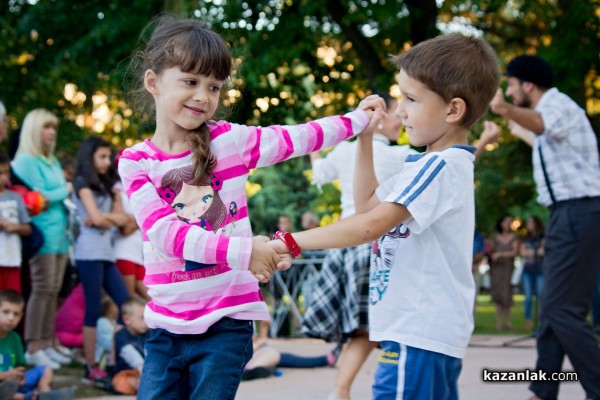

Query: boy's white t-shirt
left=370, top=146, right=476, bottom=359
left=0, top=190, right=30, bottom=267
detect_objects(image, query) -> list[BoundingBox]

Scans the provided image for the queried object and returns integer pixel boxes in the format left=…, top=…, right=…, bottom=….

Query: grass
left=473, top=292, right=533, bottom=335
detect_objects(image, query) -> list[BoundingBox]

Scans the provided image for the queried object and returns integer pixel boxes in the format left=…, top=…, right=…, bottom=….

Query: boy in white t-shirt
left=269, top=33, right=499, bottom=399
left=0, top=152, right=31, bottom=293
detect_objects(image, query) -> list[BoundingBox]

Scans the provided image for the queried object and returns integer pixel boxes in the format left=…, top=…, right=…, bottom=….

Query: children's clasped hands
left=249, top=94, right=387, bottom=283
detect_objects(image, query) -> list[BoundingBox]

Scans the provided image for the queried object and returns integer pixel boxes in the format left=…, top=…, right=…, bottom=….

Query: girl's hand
left=267, top=239, right=293, bottom=270
left=250, top=236, right=280, bottom=283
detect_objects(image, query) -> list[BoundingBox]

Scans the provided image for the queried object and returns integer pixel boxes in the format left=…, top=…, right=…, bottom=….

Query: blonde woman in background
left=11, top=109, right=73, bottom=369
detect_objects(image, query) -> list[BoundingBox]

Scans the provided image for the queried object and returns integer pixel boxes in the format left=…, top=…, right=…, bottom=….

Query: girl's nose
left=194, top=88, right=208, bottom=103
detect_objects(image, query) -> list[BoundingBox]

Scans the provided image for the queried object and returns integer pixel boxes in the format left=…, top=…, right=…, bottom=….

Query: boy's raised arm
left=354, top=108, right=384, bottom=214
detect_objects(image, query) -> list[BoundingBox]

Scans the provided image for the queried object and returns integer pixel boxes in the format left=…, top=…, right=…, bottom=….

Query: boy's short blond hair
left=121, top=297, right=146, bottom=317
left=391, top=33, right=499, bottom=129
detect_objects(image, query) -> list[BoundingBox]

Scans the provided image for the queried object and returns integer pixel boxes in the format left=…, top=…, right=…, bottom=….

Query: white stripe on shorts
left=396, top=343, right=408, bottom=400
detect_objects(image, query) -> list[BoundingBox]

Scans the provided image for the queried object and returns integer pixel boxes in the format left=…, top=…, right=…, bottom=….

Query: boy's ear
left=144, top=69, right=159, bottom=95
left=446, top=98, right=467, bottom=124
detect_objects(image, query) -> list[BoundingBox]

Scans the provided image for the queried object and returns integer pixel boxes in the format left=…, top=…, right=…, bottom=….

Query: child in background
left=112, top=150, right=148, bottom=301
left=72, top=136, right=130, bottom=384
left=0, top=290, right=74, bottom=400
left=95, top=297, right=119, bottom=369
left=243, top=319, right=341, bottom=381
left=0, top=152, right=31, bottom=293
left=111, top=297, right=148, bottom=396
left=268, top=33, right=499, bottom=399
left=118, top=15, right=381, bottom=399
left=520, top=215, right=545, bottom=332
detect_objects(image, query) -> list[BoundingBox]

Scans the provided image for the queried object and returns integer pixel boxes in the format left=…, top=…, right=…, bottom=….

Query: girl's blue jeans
left=521, top=270, right=543, bottom=321
left=137, top=317, right=254, bottom=400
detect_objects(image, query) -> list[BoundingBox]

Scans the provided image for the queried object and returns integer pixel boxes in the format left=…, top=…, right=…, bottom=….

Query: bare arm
left=0, top=220, right=31, bottom=236
left=474, top=121, right=500, bottom=157
left=354, top=108, right=384, bottom=214
left=508, top=120, right=536, bottom=147
left=276, top=202, right=411, bottom=251
left=490, top=88, right=544, bottom=133
left=78, top=188, right=119, bottom=229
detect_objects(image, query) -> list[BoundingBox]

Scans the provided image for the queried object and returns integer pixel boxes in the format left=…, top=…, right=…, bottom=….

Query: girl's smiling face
left=146, top=67, right=224, bottom=136
left=171, top=182, right=214, bottom=223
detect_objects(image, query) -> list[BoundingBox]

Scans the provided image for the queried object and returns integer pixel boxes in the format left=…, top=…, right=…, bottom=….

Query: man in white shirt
left=491, top=54, right=600, bottom=400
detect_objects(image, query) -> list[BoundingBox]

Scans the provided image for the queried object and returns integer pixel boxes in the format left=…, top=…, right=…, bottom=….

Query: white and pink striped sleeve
left=118, top=150, right=252, bottom=270
left=233, top=109, right=370, bottom=169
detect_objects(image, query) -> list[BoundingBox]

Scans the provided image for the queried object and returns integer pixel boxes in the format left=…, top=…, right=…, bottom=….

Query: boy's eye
left=210, top=85, right=222, bottom=92
left=184, top=80, right=197, bottom=86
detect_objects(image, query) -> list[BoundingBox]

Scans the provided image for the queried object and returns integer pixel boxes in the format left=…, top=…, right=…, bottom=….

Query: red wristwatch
left=274, top=230, right=302, bottom=258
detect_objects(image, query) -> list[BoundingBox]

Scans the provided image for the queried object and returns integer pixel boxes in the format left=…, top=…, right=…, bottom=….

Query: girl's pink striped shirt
left=118, top=110, right=369, bottom=334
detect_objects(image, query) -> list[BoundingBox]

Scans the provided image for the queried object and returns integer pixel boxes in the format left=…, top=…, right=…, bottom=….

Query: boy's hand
left=0, top=220, right=16, bottom=233
left=357, top=94, right=387, bottom=119
left=250, top=236, right=280, bottom=283
left=5, top=366, right=25, bottom=382
left=358, top=108, right=385, bottom=141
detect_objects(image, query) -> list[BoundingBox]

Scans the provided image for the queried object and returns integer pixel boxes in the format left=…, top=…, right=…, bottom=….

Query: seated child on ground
left=0, top=290, right=74, bottom=400
left=95, top=296, right=119, bottom=369
left=111, top=297, right=148, bottom=395
left=243, top=320, right=342, bottom=380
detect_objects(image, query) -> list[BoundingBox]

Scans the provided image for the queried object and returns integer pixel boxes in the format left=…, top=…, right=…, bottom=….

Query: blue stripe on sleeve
left=394, top=155, right=439, bottom=202
left=396, top=158, right=446, bottom=206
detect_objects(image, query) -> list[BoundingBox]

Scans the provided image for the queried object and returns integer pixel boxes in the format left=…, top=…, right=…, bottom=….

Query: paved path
left=94, top=335, right=587, bottom=400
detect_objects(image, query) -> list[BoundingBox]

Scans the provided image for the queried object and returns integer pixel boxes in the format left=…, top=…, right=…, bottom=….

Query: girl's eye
left=172, top=202, right=186, bottom=211
left=210, top=85, right=221, bottom=92
left=184, top=80, right=197, bottom=86
left=201, top=194, right=213, bottom=204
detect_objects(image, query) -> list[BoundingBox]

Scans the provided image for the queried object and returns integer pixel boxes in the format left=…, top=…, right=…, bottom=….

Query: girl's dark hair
left=129, top=14, right=233, bottom=183
left=76, top=136, right=115, bottom=196
left=527, top=215, right=545, bottom=237
left=495, top=214, right=512, bottom=233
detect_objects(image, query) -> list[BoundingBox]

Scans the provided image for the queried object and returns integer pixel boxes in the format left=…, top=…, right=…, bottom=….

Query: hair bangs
left=171, top=29, right=232, bottom=81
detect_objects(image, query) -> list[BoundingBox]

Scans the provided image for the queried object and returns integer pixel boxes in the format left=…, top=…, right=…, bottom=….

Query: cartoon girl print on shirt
left=159, top=165, right=227, bottom=233
left=369, top=224, right=411, bottom=305
left=158, top=165, right=227, bottom=271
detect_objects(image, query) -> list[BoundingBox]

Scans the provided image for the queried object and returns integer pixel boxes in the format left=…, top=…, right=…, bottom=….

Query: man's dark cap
left=505, top=55, right=554, bottom=88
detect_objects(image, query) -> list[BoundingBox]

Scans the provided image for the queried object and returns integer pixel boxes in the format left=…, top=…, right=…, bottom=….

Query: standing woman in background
left=520, top=215, right=545, bottom=332
left=72, top=136, right=130, bottom=384
left=11, top=109, right=73, bottom=369
left=488, top=214, right=520, bottom=331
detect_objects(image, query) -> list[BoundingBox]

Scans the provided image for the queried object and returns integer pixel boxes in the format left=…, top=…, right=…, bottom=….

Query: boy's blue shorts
left=18, top=365, right=46, bottom=394
left=373, top=341, right=462, bottom=400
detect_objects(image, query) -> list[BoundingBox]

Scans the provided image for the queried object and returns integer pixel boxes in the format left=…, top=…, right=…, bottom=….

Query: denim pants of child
left=137, top=317, right=254, bottom=400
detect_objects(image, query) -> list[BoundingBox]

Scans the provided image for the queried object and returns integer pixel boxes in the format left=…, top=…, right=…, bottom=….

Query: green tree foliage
left=1, top=0, right=598, bottom=235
